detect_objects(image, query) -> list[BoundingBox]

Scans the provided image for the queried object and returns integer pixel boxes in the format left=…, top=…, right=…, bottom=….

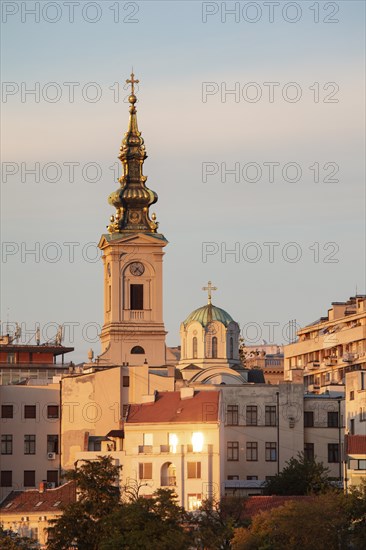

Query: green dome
left=183, top=303, right=234, bottom=328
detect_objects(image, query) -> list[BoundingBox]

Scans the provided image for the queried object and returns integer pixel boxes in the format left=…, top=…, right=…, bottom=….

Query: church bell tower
left=98, top=73, right=168, bottom=367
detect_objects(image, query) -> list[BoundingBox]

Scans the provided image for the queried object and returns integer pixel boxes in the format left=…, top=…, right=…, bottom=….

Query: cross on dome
left=202, top=280, right=217, bottom=305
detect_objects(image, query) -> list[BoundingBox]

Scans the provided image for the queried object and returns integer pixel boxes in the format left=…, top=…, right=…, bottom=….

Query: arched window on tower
left=130, top=284, right=143, bottom=310
left=212, top=337, right=218, bottom=359
left=192, top=337, right=197, bottom=359
left=131, top=346, right=145, bottom=354
left=230, top=337, right=234, bottom=359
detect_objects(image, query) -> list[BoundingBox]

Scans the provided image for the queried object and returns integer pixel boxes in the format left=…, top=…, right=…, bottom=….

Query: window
left=188, top=494, right=202, bottom=511
left=350, top=419, right=355, bottom=435
left=229, top=337, right=234, bottom=359
left=327, top=411, right=339, bottom=428
left=328, top=443, right=339, bottom=463
left=24, top=470, right=36, bottom=487
left=1, top=435, right=13, bottom=455
left=47, top=435, right=59, bottom=454
left=226, top=404, right=239, bottom=426
left=131, top=346, right=145, bottom=354
left=7, top=353, right=16, bottom=364
left=30, top=527, right=38, bottom=541
left=107, top=285, right=111, bottom=312
left=350, top=391, right=355, bottom=400
left=130, top=284, right=143, bottom=310
left=246, top=442, right=258, bottom=461
left=212, top=337, right=218, bottom=359
left=187, top=462, right=201, bottom=478
left=228, top=475, right=239, bottom=480
left=247, top=475, right=258, bottom=480
left=47, top=471, right=59, bottom=485
left=192, top=337, right=197, bottom=359
left=143, top=433, right=153, bottom=446
left=88, top=437, right=101, bottom=452
left=360, top=407, right=366, bottom=422
left=47, top=405, right=59, bottom=419
left=246, top=405, right=257, bottom=426
left=24, top=435, right=36, bottom=455
left=354, top=459, right=366, bottom=470
left=1, top=471, right=12, bottom=487
left=168, top=433, right=178, bottom=453
left=227, top=441, right=239, bottom=461
left=304, top=443, right=314, bottom=461
left=139, top=463, right=152, bottom=480
left=265, top=406, right=276, bottom=426
left=1, top=405, right=13, bottom=418
left=24, top=405, right=36, bottom=419
left=265, top=442, right=277, bottom=462
left=304, top=411, right=314, bottom=427
left=123, top=376, right=130, bottom=387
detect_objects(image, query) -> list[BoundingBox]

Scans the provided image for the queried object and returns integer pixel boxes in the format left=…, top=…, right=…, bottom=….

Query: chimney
left=39, top=481, right=47, bottom=493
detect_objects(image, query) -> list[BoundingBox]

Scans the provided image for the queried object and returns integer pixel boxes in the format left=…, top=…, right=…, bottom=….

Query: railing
left=138, top=445, right=153, bottom=454
left=343, top=353, right=358, bottom=363
left=307, top=361, right=320, bottom=369
left=130, top=310, right=144, bottom=320
left=161, top=476, right=176, bottom=487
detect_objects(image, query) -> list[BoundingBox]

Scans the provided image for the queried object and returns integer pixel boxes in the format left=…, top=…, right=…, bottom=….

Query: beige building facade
left=0, top=383, right=60, bottom=502
left=284, top=296, right=366, bottom=392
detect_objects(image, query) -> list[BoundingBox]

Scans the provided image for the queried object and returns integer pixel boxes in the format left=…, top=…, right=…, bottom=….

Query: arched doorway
left=161, top=462, right=176, bottom=486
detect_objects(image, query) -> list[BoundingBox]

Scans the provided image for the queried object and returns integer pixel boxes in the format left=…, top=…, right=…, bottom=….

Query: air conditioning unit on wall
left=47, top=452, right=56, bottom=460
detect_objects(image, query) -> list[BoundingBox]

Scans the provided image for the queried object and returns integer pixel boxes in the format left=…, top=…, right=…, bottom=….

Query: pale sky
left=1, top=1, right=365, bottom=362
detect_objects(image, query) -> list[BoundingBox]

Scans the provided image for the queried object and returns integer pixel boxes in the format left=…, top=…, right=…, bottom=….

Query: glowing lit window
left=169, top=433, right=178, bottom=453
left=188, top=493, right=202, bottom=511
left=191, top=432, right=204, bottom=453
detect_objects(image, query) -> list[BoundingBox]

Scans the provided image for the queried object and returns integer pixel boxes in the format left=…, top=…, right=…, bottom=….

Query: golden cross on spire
left=126, top=70, right=139, bottom=95
left=202, top=280, right=217, bottom=305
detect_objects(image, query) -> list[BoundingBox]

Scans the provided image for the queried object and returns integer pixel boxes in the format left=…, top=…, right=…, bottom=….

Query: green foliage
left=192, top=497, right=248, bottom=550
left=47, top=458, right=191, bottom=550
left=0, top=525, right=38, bottom=549
left=232, top=486, right=366, bottom=550
left=99, top=489, right=192, bottom=550
left=47, top=456, right=122, bottom=550
left=264, top=452, right=332, bottom=495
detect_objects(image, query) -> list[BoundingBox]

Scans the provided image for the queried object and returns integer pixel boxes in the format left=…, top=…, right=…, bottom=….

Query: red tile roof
left=0, top=482, right=76, bottom=513
left=243, top=495, right=314, bottom=518
left=127, top=391, right=220, bottom=424
left=346, top=435, right=366, bottom=455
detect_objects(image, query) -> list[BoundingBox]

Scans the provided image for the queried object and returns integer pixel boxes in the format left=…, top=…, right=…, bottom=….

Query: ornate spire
left=107, top=72, right=159, bottom=234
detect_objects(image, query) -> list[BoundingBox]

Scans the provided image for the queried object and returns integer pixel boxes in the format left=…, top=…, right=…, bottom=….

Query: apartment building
left=0, top=383, right=60, bottom=501
left=284, top=296, right=366, bottom=392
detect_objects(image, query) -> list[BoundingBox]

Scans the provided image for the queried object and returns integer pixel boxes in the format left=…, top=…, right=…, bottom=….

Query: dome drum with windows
left=178, top=282, right=241, bottom=374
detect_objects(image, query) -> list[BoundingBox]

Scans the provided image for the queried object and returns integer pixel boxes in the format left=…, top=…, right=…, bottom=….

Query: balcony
left=138, top=445, right=153, bottom=454
left=343, top=353, right=358, bottom=363
left=307, top=361, right=320, bottom=370
left=324, top=357, right=338, bottom=366
left=161, top=476, right=177, bottom=487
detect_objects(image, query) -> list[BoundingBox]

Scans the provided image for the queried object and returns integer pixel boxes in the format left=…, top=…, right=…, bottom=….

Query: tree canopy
left=264, top=452, right=333, bottom=495
left=232, top=483, right=366, bottom=550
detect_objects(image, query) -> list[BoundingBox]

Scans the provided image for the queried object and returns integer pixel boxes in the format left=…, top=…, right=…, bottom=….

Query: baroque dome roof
left=183, top=303, right=234, bottom=328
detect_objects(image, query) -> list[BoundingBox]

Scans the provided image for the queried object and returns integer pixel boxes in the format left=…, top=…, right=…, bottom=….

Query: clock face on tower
left=129, top=262, right=145, bottom=276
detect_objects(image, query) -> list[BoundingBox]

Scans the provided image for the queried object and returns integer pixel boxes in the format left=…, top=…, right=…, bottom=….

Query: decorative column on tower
left=98, top=73, right=168, bottom=367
